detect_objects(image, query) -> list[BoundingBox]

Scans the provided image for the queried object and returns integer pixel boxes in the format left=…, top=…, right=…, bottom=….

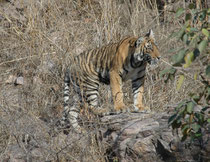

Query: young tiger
left=62, top=29, right=160, bottom=133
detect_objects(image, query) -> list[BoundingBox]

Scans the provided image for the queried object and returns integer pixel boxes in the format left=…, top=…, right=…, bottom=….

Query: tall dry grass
left=0, top=0, right=204, bottom=161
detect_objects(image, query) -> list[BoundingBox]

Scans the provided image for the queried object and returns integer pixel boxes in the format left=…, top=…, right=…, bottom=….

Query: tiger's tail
left=63, top=69, right=81, bottom=133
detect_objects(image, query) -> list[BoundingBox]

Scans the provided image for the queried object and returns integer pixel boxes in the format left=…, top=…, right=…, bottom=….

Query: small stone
left=15, top=76, right=24, bottom=85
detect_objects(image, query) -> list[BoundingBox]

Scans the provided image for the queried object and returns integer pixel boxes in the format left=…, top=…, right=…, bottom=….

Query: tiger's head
left=133, top=29, right=160, bottom=65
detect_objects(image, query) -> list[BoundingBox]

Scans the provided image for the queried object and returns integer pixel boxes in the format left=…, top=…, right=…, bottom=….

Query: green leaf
left=185, top=13, right=191, bottom=21
left=201, top=106, right=209, bottom=112
left=195, top=113, right=204, bottom=122
left=183, top=34, right=188, bottom=44
left=176, top=100, right=187, bottom=111
left=198, top=40, right=207, bottom=53
left=183, top=52, right=194, bottom=68
left=194, top=133, right=202, bottom=137
left=192, top=95, right=200, bottom=103
left=172, top=49, right=186, bottom=65
left=177, top=75, right=185, bottom=91
left=190, top=28, right=198, bottom=32
left=207, top=119, right=210, bottom=123
left=206, top=87, right=210, bottom=102
left=160, top=68, right=176, bottom=78
left=202, top=28, right=209, bottom=37
left=169, top=68, right=176, bottom=74
left=187, top=102, right=194, bottom=113
left=200, top=11, right=206, bottom=21
left=168, top=114, right=177, bottom=125
left=194, top=73, right=198, bottom=80
left=177, top=27, right=185, bottom=40
left=191, top=123, right=200, bottom=133
left=206, top=65, right=210, bottom=78
left=181, top=124, right=189, bottom=133
left=176, top=8, right=184, bottom=18
left=159, top=69, right=170, bottom=78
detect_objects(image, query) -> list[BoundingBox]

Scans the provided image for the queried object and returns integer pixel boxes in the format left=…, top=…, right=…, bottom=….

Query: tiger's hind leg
left=84, top=79, right=111, bottom=116
left=58, top=69, right=85, bottom=134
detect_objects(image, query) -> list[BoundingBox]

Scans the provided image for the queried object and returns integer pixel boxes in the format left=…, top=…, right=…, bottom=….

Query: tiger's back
left=70, top=37, right=131, bottom=85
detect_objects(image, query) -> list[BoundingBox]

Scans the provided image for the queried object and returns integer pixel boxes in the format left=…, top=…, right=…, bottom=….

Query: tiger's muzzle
left=144, top=54, right=161, bottom=65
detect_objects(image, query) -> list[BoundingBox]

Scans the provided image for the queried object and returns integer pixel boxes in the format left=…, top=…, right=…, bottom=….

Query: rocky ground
left=1, top=107, right=209, bottom=161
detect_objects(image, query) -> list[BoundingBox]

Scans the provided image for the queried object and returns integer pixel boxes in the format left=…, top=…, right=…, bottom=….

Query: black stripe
left=132, top=75, right=145, bottom=83
left=123, top=64, right=128, bottom=74
left=86, top=49, right=93, bottom=62
left=86, top=93, right=98, bottom=98
left=130, top=54, right=136, bottom=68
left=132, top=86, right=141, bottom=93
left=119, top=72, right=123, bottom=78
left=133, top=90, right=140, bottom=95
left=137, top=68, right=145, bottom=74
left=85, top=89, right=98, bottom=94
left=64, top=69, right=70, bottom=83
left=85, top=88, right=98, bottom=92
left=136, top=61, right=143, bottom=67
left=132, top=82, right=143, bottom=92
left=64, top=94, right=69, bottom=97
left=69, top=109, right=80, bottom=113
left=99, top=47, right=107, bottom=70
left=87, top=98, right=98, bottom=103
left=83, top=81, right=99, bottom=89
left=64, top=103, right=69, bottom=107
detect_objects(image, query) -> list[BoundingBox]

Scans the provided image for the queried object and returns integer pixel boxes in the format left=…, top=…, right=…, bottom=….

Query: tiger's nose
left=157, top=56, right=161, bottom=60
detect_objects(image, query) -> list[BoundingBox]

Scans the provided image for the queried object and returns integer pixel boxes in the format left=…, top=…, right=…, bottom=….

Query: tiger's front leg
left=110, top=70, right=126, bottom=113
left=132, top=78, right=150, bottom=112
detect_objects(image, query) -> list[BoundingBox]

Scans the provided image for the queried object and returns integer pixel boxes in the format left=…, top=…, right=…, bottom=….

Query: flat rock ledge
left=100, top=112, right=210, bottom=162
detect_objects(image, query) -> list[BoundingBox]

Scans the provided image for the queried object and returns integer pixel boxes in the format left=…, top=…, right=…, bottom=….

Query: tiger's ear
left=145, top=29, right=155, bottom=39
left=129, top=38, right=138, bottom=47
left=135, top=37, right=144, bottom=47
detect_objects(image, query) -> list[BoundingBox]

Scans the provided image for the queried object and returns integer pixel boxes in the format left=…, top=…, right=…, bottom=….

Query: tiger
left=61, top=29, right=160, bottom=133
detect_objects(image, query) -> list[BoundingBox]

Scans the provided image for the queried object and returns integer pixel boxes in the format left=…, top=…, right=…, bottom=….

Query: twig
left=0, top=52, right=56, bottom=66
left=160, top=58, right=205, bottom=86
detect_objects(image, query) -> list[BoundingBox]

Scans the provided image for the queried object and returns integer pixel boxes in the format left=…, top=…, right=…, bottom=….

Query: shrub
left=162, top=3, right=210, bottom=142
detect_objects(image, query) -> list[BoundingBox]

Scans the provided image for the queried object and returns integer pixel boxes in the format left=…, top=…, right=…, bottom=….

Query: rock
left=121, top=118, right=159, bottom=136
left=15, top=76, right=24, bottom=85
left=100, top=111, right=209, bottom=162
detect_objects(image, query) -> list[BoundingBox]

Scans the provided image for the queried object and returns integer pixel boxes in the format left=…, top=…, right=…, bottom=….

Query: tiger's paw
left=56, top=117, right=70, bottom=130
left=115, top=105, right=130, bottom=114
left=90, top=106, right=111, bottom=116
left=132, top=105, right=151, bottom=113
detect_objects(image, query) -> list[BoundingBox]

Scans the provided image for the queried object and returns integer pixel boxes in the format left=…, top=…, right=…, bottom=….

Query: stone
left=15, top=76, right=24, bottom=85
left=100, top=111, right=209, bottom=162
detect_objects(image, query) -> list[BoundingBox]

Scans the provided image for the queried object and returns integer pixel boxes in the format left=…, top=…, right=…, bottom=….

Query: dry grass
left=0, top=0, right=204, bottom=161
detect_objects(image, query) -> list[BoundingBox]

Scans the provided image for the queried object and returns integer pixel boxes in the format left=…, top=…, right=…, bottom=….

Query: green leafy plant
left=161, top=3, right=210, bottom=142
left=168, top=100, right=209, bottom=142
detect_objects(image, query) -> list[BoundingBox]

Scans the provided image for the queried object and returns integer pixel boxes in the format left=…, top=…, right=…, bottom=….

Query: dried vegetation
left=0, top=0, right=207, bottom=161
